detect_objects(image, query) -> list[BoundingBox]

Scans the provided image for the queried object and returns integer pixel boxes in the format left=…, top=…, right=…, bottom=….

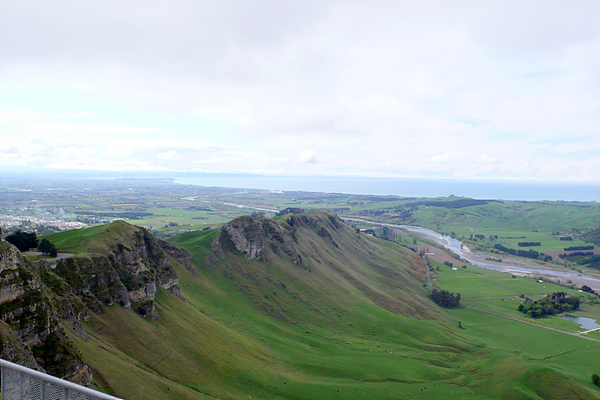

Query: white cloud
left=299, top=149, right=318, bottom=164
left=0, top=1, right=598, bottom=182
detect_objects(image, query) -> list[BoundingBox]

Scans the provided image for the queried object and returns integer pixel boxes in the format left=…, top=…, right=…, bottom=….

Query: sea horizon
left=173, top=175, right=600, bottom=203
left=2, top=169, right=598, bottom=202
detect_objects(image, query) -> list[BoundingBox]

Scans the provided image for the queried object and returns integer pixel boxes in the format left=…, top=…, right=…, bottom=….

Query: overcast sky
left=1, top=0, right=599, bottom=182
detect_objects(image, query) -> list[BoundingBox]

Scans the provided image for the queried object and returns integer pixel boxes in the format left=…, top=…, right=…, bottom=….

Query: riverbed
left=343, top=217, right=600, bottom=292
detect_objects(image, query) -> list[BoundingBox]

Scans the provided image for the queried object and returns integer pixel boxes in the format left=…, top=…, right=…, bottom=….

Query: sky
left=1, top=0, right=599, bottom=182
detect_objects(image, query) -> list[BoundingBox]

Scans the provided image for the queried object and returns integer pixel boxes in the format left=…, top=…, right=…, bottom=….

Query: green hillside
left=44, top=220, right=152, bottom=256
left=36, top=211, right=600, bottom=399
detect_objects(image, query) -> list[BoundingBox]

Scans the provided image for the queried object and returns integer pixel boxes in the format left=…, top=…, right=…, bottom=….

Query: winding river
left=343, top=218, right=600, bottom=292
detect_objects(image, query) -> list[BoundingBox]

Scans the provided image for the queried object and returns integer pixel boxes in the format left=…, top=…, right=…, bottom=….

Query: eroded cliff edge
left=0, top=221, right=192, bottom=385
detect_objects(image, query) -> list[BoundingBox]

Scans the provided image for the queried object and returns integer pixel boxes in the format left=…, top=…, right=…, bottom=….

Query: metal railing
left=0, top=359, right=122, bottom=400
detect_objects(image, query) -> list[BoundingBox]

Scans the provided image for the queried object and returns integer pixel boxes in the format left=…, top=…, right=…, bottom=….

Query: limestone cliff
left=210, top=210, right=432, bottom=320
left=212, top=216, right=270, bottom=260
left=0, top=220, right=192, bottom=385
left=52, top=221, right=189, bottom=319
left=0, top=237, right=92, bottom=385
left=211, top=211, right=344, bottom=263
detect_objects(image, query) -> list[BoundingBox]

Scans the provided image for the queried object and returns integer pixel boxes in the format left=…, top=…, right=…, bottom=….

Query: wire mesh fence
left=0, top=359, right=122, bottom=400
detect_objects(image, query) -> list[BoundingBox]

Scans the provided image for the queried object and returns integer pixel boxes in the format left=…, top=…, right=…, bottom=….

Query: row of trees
left=4, top=230, right=57, bottom=257
left=559, top=251, right=595, bottom=258
left=493, top=244, right=546, bottom=260
left=564, top=245, right=595, bottom=251
left=518, top=241, right=541, bottom=247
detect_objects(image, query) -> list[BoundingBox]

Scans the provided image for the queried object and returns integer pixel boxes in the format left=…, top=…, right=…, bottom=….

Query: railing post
left=19, top=372, right=23, bottom=400
left=41, top=380, right=45, bottom=400
left=63, top=386, right=68, bottom=400
left=1, top=365, right=4, bottom=400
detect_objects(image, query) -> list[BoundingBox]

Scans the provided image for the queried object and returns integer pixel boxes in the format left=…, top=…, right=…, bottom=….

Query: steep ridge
left=66, top=211, right=477, bottom=399
left=0, top=229, right=92, bottom=384
left=209, top=211, right=436, bottom=319
left=0, top=221, right=191, bottom=387
left=3, top=213, right=597, bottom=400
left=49, top=220, right=189, bottom=318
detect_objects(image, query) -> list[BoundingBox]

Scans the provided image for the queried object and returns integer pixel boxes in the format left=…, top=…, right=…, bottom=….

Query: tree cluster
left=581, top=285, right=597, bottom=296
left=38, top=238, right=58, bottom=257
left=560, top=253, right=600, bottom=270
left=430, top=289, right=461, bottom=308
left=517, top=292, right=580, bottom=318
left=5, top=230, right=39, bottom=251
left=276, top=207, right=305, bottom=216
left=358, top=209, right=386, bottom=217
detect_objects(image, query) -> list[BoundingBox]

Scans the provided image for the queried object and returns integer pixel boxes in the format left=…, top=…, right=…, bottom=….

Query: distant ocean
left=174, top=176, right=600, bottom=202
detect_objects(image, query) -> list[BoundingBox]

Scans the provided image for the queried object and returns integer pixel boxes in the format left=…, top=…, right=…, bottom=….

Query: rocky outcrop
left=160, top=240, right=195, bottom=275
left=0, top=240, right=22, bottom=273
left=212, top=211, right=346, bottom=262
left=53, top=256, right=130, bottom=312
left=0, top=320, right=38, bottom=369
left=0, top=220, right=193, bottom=386
left=53, top=221, right=186, bottom=316
left=212, top=216, right=267, bottom=260
left=0, top=236, right=92, bottom=385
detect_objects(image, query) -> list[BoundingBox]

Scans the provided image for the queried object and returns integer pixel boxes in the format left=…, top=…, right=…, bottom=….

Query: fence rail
left=0, top=359, right=122, bottom=400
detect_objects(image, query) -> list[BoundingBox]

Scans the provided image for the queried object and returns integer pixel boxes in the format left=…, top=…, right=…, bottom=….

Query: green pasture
left=432, top=260, right=600, bottom=332
left=447, top=306, right=600, bottom=393
left=432, top=258, right=600, bottom=392
left=445, top=227, right=592, bottom=254
left=431, top=260, right=582, bottom=299
left=411, top=200, right=600, bottom=232
left=132, top=207, right=234, bottom=230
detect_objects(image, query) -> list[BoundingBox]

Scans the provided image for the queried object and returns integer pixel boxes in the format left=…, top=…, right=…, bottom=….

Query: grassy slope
left=44, top=220, right=154, bottom=256
left=65, top=213, right=598, bottom=399
left=410, top=201, right=599, bottom=250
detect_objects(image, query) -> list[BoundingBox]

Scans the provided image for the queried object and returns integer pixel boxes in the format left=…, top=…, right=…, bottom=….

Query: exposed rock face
left=0, top=237, right=92, bottom=385
left=0, top=320, right=38, bottom=369
left=211, top=210, right=434, bottom=322
left=213, top=216, right=292, bottom=261
left=212, top=211, right=345, bottom=262
left=0, top=240, right=22, bottom=274
left=161, top=240, right=196, bottom=275
left=54, top=256, right=130, bottom=312
left=0, top=242, right=27, bottom=304
left=0, top=220, right=193, bottom=386
left=54, top=221, right=187, bottom=316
